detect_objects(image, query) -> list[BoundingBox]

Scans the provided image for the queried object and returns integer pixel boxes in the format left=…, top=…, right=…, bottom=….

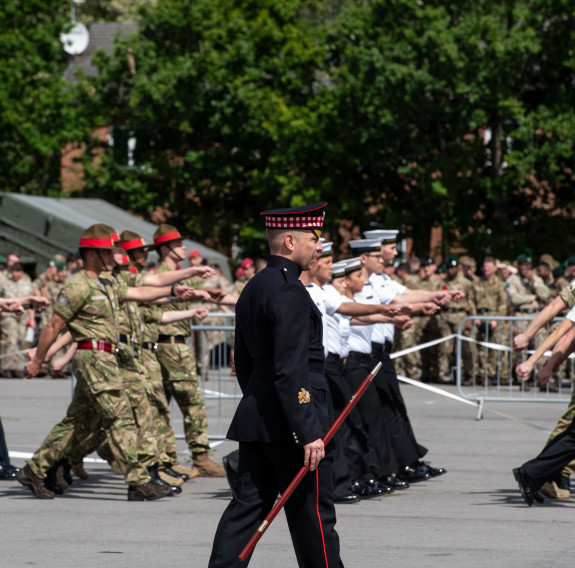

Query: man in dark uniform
left=209, top=202, right=343, bottom=568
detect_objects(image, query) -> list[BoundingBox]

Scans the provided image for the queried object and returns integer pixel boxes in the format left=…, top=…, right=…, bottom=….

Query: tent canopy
left=0, top=193, right=230, bottom=279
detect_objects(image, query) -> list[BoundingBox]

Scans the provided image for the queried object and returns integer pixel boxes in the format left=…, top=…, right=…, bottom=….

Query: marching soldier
left=209, top=202, right=343, bottom=567
left=153, top=224, right=227, bottom=477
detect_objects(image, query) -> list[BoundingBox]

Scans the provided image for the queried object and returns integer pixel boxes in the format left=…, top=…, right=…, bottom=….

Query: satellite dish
left=60, top=23, right=90, bottom=55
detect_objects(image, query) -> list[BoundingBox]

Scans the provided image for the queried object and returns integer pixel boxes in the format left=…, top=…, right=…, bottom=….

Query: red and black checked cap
left=260, top=202, right=327, bottom=238
left=78, top=224, right=117, bottom=250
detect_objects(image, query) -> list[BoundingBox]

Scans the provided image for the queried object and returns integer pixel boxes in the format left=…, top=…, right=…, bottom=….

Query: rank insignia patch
left=298, top=388, right=311, bottom=404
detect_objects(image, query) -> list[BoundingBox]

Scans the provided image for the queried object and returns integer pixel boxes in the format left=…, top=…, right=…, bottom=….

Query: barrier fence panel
left=185, top=313, right=239, bottom=441
left=455, top=315, right=574, bottom=404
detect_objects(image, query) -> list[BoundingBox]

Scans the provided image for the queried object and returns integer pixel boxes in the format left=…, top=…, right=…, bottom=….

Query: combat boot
left=147, top=466, right=181, bottom=496
left=127, top=481, right=172, bottom=501
left=44, top=463, right=65, bottom=495
left=15, top=464, right=55, bottom=499
left=170, top=463, right=200, bottom=480
left=97, top=443, right=121, bottom=474
left=192, top=452, right=226, bottom=477
left=55, top=459, right=73, bottom=489
left=71, top=461, right=89, bottom=480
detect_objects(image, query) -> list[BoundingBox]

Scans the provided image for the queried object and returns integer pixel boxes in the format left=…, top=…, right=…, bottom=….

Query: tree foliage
left=0, top=1, right=86, bottom=194
left=5, top=0, right=575, bottom=260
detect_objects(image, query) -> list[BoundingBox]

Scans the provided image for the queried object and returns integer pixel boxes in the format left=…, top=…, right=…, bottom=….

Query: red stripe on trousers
left=315, top=468, right=329, bottom=568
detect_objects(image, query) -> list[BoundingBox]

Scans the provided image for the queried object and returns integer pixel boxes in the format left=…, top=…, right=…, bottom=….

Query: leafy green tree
left=77, top=0, right=575, bottom=259
left=0, top=1, right=88, bottom=194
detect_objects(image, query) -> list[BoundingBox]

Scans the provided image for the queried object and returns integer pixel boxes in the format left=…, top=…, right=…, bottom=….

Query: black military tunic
left=209, top=255, right=343, bottom=568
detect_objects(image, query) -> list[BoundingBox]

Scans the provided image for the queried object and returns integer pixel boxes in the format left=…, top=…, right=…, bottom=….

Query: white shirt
left=368, top=272, right=406, bottom=344
left=305, top=282, right=343, bottom=357
left=566, top=305, right=575, bottom=323
left=324, top=286, right=351, bottom=357
left=350, top=286, right=379, bottom=353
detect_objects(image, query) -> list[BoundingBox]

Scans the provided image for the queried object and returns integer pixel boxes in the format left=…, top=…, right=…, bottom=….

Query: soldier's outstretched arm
left=125, top=284, right=197, bottom=303
left=516, top=317, right=574, bottom=379
left=537, top=327, right=575, bottom=386
left=514, top=295, right=567, bottom=351
left=26, top=314, right=68, bottom=378
left=140, top=265, right=215, bottom=287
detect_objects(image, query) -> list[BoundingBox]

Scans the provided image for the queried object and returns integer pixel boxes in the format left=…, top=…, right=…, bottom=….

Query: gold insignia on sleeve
left=298, top=388, right=311, bottom=404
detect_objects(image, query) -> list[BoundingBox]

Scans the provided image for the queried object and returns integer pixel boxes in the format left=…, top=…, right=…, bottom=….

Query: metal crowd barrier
left=189, top=312, right=239, bottom=441
left=455, top=315, right=574, bottom=404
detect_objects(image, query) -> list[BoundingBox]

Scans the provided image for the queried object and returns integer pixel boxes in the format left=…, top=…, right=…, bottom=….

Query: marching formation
left=12, top=224, right=233, bottom=501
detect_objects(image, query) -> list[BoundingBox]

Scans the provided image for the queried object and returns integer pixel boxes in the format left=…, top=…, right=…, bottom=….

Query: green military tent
left=0, top=193, right=230, bottom=279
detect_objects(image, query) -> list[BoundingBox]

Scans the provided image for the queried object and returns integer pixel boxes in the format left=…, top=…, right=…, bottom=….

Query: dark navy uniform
left=209, top=254, right=343, bottom=568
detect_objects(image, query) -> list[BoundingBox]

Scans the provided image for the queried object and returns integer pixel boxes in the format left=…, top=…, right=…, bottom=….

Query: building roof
left=65, top=22, right=139, bottom=83
left=0, top=193, right=230, bottom=278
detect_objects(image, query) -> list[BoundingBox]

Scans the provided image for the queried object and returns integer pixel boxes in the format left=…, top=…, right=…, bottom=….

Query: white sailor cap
left=331, top=260, right=349, bottom=278
left=344, top=258, right=362, bottom=275
left=349, top=239, right=381, bottom=256
left=320, top=242, right=333, bottom=258
left=363, top=229, right=399, bottom=244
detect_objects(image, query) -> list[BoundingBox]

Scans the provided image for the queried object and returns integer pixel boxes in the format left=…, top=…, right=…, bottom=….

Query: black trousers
left=522, top=414, right=575, bottom=487
left=324, top=354, right=381, bottom=496
left=209, top=441, right=343, bottom=568
left=345, top=351, right=398, bottom=476
left=372, top=350, right=427, bottom=468
left=0, top=416, right=10, bottom=465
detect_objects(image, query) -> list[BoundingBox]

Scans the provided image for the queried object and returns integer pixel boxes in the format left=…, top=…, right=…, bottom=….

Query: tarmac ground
left=1, top=374, right=574, bottom=568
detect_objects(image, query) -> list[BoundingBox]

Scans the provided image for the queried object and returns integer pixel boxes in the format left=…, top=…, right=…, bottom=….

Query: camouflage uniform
left=155, top=262, right=210, bottom=456
left=195, top=273, right=233, bottom=373
left=470, top=275, right=509, bottom=384
left=506, top=272, right=551, bottom=378
left=394, top=274, right=421, bottom=378
left=413, top=276, right=448, bottom=382
left=440, top=272, right=475, bottom=382
left=27, top=270, right=150, bottom=486
left=42, top=279, right=68, bottom=374
left=542, top=280, right=575, bottom=477
left=0, top=274, right=33, bottom=374
left=140, top=301, right=179, bottom=466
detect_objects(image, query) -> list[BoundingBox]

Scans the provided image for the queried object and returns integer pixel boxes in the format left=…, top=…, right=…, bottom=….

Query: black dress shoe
left=382, top=475, right=410, bottom=490
left=0, top=463, right=20, bottom=479
left=164, top=466, right=188, bottom=482
left=350, top=480, right=391, bottom=499
left=416, top=462, right=447, bottom=478
left=334, top=492, right=362, bottom=504
left=396, top=465, right=430, bottom=483
left=366, top=479, right=394, bottom=495
left=513, top=467, right=544, bottom=506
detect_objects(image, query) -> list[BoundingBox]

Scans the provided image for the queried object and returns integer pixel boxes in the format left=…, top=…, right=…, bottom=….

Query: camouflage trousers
left=156, top=341, right=210, bottom=455
left=441, top=314, right=473, bottom=382
left=140, top=348, right=179, bottom=465
left=67, top=362, right=169, bottom=469
left=394, top=323, right=420, bottom=380
left=412, top=315, right=450, bottom=382
left=28, top=350, right=150, bottom=486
